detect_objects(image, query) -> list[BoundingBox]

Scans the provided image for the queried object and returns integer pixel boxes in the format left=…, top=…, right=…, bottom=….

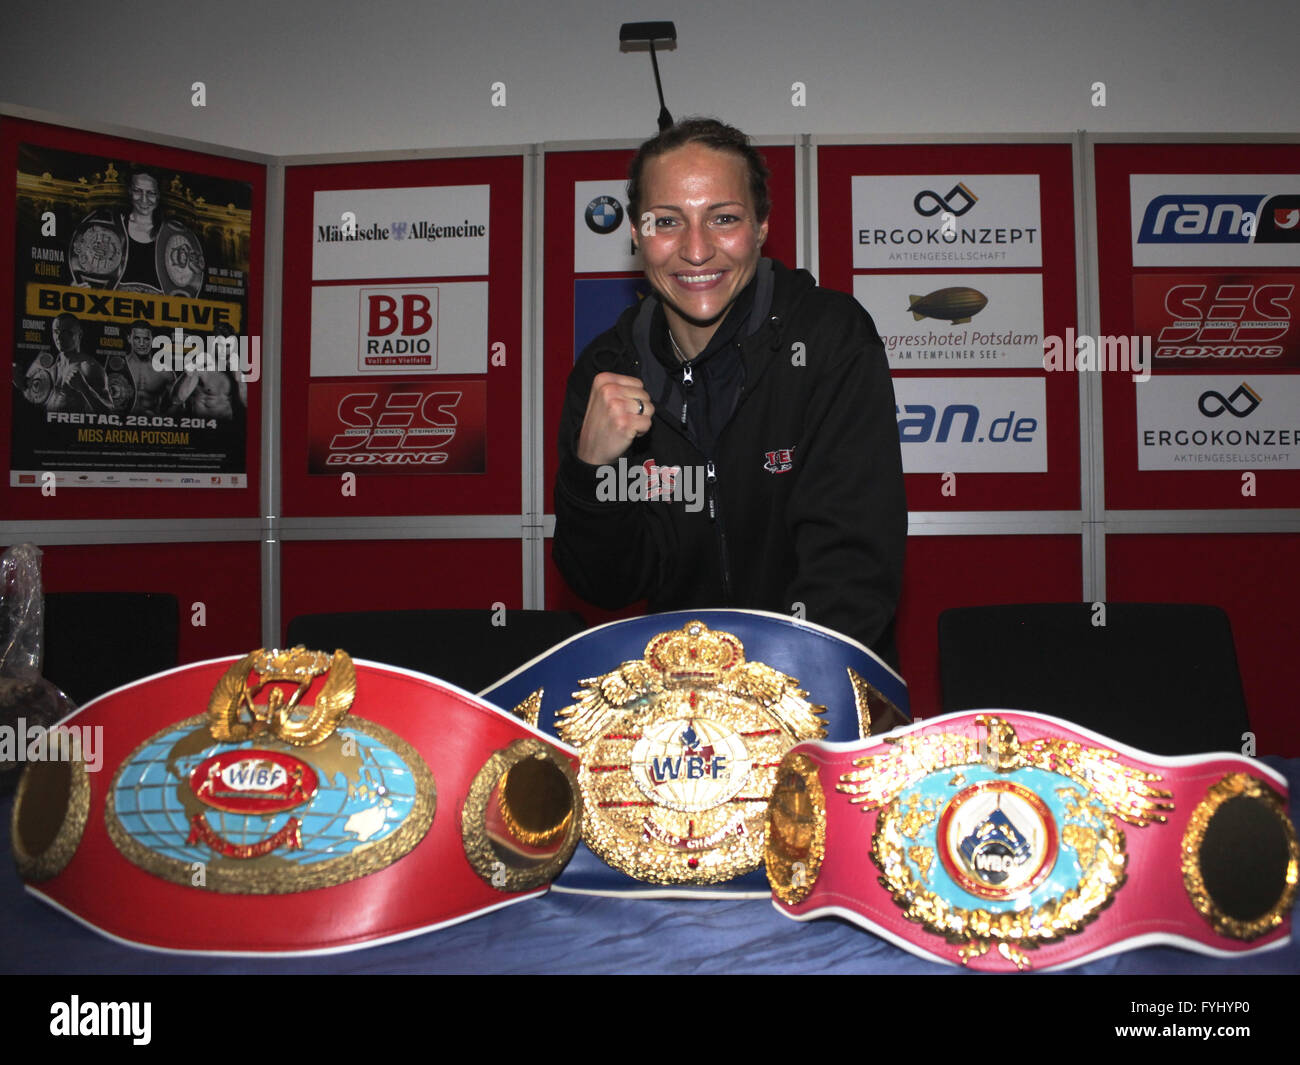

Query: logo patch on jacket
left=763, top=448, right=794, bottom=474
left=644, top=459, right=681, bottom=500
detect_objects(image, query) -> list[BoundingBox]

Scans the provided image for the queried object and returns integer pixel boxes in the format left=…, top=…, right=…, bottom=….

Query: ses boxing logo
left=1133, top=274, right=1300, bottom=367
left=306, top=381, right=486, bottom=473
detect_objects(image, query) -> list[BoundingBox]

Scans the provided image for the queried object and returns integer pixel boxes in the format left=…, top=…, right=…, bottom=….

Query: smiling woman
left=554, top=117, right=907, bottom=667
left=630, top=138, right=770, bottom=359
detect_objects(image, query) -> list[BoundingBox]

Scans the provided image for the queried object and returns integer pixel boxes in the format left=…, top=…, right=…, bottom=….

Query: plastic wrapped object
left=1, top=542, right=43, bottom=680
left=0, top=543, right=76, bottom=791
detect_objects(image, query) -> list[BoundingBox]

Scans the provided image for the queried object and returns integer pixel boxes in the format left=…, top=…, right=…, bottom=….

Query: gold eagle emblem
left=208, top=647, right=356, bottom=748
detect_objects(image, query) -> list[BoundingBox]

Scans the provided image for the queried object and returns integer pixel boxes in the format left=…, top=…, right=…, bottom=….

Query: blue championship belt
left=480, top=609, right=908, bottom=897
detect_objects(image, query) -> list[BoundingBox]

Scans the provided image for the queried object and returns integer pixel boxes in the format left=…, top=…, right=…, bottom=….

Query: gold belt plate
left=554, top=621, right=827, bottom=885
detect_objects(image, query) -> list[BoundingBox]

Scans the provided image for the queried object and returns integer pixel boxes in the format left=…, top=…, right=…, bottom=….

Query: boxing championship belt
left=11, top=648, right=582, bottom=955
left=68, top=213, right=127, bottom=288
left=155, top=220, right=206, bottom=298
left=103, top=353, right=135, bottom=413
left=481, top=609, right=908, bottom=897
left=766, top=710, right=1298, bottom=971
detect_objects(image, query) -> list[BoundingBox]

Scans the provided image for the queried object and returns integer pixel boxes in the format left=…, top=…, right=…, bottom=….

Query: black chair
left=284, top=608, right=589, bottom=694
left=937, top=602, right=1251, bottom=755
left=42, top=592, right=181, bottom=706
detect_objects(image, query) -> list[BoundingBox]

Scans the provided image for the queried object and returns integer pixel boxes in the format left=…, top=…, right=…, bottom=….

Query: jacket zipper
left=705, top=459, right=732, bottom=602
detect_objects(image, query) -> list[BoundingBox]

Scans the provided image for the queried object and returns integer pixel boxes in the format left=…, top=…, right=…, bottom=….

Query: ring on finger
left=636, top=399, right=645, bottom=415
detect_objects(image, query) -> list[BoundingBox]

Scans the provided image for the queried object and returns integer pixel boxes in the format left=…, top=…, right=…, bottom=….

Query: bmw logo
left=585, top=195, right=625, bottom=235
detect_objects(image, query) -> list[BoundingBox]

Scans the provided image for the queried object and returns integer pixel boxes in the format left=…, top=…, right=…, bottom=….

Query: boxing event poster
left=305, top=184, right=490, bottom=476
left=10, top=143, right=253, bottom=487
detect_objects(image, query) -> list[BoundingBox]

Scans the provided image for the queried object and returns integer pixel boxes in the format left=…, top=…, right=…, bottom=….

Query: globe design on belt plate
left=112, top=722, right=419, bottom=869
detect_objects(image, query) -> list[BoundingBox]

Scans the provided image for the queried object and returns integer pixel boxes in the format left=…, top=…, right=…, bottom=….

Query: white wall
left=1, top=0, right=1294, bottom=155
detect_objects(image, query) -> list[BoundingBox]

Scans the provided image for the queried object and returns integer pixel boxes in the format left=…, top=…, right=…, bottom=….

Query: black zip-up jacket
left=554, top=259, right=906, bottom=666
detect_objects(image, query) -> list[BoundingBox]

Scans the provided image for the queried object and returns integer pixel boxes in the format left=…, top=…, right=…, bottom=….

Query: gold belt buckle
left=553, top=621, right=828, bottom=885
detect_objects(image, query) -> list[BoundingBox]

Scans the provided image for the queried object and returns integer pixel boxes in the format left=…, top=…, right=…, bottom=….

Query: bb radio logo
left=1133, top=274, right=1300, bottom=367
left=357, top=286, right=439, bottom=371
left=307, top=380, right=487, bottom=474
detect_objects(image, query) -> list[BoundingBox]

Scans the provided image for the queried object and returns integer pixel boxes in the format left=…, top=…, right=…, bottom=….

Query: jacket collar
left=628, top=258, right=812, bottom=398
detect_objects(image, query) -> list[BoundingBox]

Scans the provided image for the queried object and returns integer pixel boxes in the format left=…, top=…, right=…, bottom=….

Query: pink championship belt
left=11, top=648, right=582, bottom=955
left=766, top=710, right=1298, bottom=972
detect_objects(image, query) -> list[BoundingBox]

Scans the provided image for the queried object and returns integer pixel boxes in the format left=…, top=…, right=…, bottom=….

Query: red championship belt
left=766, top=710, right=1298, bottom=972
left=11, top=649, right=582, bottom=955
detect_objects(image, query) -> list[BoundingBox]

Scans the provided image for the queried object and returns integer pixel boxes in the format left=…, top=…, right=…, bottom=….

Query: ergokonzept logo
left=853, top=174, right=1042, bottom=269
left=913, top=182, right=979, bottom=218
left=1135, top=375, right=1299, bottom=470
left=1197, top=381, right=1261, bottom=418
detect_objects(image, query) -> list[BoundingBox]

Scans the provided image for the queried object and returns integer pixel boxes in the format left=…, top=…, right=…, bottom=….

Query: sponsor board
left=311, top=185, right=489, bottom=280
left=307, top=380, right=486, bottom=473
left=574, top=180, right=642, bottom=274
left=309, top=282, right=488, bottom=376
left=1130, top=175, right=1300, bottom=267
left=894, top=377, right=1047, bottom=473
left=852, top=175, right=1042, bottom=269
left=574, top=277, right=653, bottom=358
left=1133, top=273, right=1300, bottom=368
left=1135, top=375, right=1300, bottom=469
left=855, top=273, right=1045, bottom=369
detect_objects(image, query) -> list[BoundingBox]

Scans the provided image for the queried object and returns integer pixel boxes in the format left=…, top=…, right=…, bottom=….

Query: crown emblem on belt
left=209, top=646, right=355, bottom=747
